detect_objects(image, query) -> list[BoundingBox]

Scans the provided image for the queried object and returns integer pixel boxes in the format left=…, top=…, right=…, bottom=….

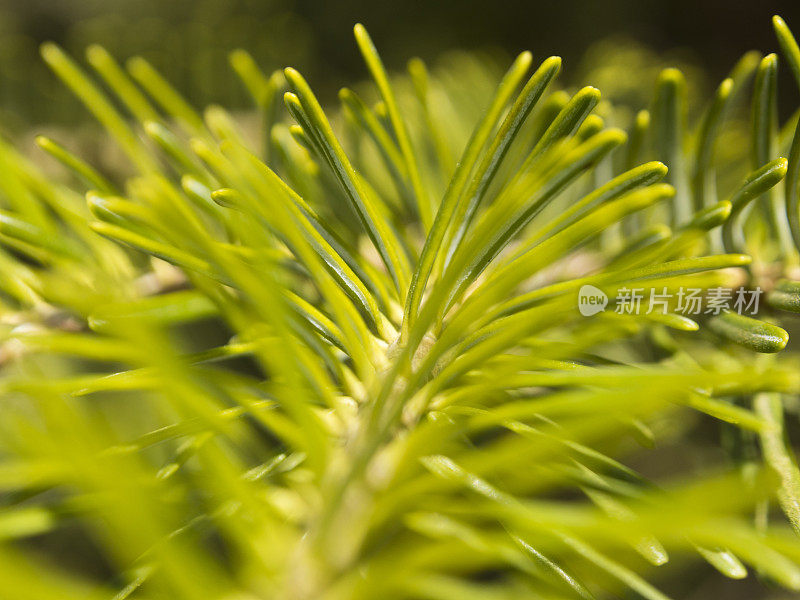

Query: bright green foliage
left=1, top=15, right=800, bottom=600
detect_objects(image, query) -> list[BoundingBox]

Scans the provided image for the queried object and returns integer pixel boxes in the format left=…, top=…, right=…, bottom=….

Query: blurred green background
left=2, top=0, right=800, bottom=129
left=0, top=3, right=798, bottom=599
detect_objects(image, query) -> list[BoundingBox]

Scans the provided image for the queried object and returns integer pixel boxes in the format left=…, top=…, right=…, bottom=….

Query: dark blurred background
left=1, top=0, right=800, bottom=126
